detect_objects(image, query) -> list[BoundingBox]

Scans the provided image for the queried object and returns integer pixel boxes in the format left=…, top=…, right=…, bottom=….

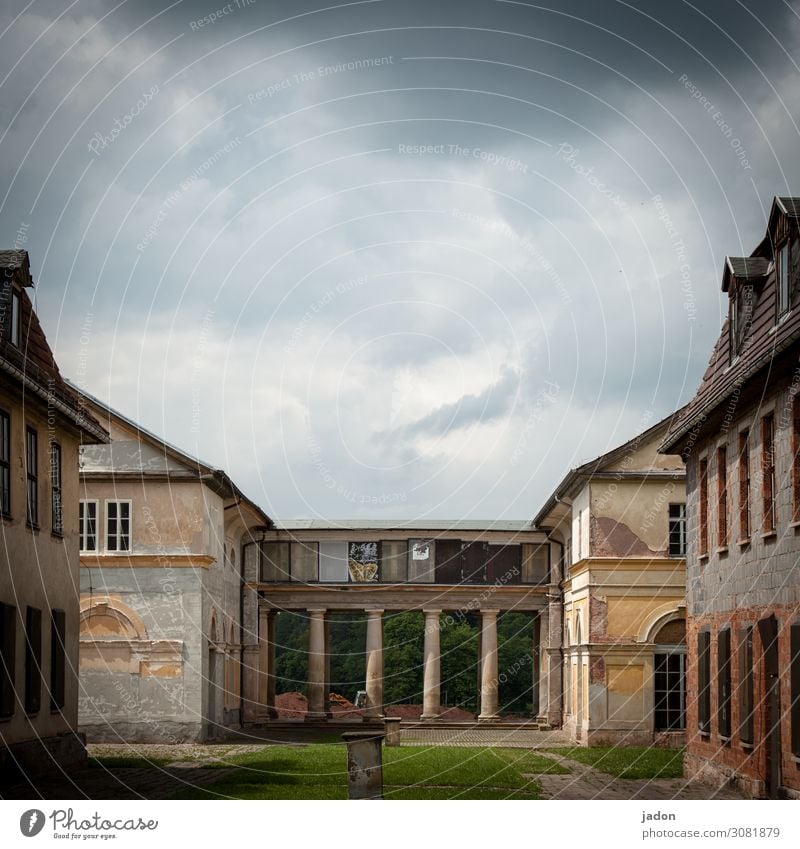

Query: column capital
left=422, top=608, right=442, bottom=616
left=365, top=608, right=384, bottom=616
left=307, top=607, right=327, bottom=615
left=480, top=608, right=500, bottom=616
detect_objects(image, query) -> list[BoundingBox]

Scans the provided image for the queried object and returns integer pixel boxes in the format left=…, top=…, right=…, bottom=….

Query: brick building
left=662, top=196, right=800, bottom=798
left=0, top=251, right=108, bottom=781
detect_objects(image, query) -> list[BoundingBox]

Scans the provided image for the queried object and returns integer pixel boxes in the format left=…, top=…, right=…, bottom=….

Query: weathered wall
left=0, top=381, right=84, bottom=765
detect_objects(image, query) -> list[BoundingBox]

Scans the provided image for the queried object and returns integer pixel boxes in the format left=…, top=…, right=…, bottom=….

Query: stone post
left=306, top=608, right=327, bottom=721
left=255, top=606, right=277, bottom=720
left=384, top=716, right=402, bottom=746
left=363, top=609, right=384, bottom=720
left=421, top=609, right=441, bottom=719
left=342, top=731, right=384, bottom=799
left=478, top=609, right=499, bottom=720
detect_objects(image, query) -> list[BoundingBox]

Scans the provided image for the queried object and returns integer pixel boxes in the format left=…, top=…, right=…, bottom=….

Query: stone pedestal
left=384, top=717, right=402, bottom=746
left=478, top=609, right=499, bottom=720
left=421, top=609, right=441, bottom=720
left=342, top=731, right=385, bottom=799
left=363, top=609, right=384, bottom=720
left=306, top=608, right=327, bottom=721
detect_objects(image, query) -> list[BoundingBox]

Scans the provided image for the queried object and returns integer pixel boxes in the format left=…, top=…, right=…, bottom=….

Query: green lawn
left=553, top=746, right=684, bottom=780
left=166, top=745, right=569, bottom=800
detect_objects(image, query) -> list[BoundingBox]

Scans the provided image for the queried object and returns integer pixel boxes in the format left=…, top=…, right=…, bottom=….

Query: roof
left=663, top=196, right=800, bottom=453
left=533, top=410, right=685, bottom=528
left=721, top=256, right=771, bottom=292
left=0, top=284, right=107, bottom=443
left=68, top=380, right=270, bottom=526
left=273, top=519, right=535, bottom=532
left=0, top=250, right=33, bottom=285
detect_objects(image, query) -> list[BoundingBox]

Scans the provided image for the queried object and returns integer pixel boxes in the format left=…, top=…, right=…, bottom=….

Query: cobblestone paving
left=530, top=751, right=746, bottom=801
left=400, top=727, right=572, bottom=748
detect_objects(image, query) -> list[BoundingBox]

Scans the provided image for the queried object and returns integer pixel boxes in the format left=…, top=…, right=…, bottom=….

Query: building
left=534, top=414, right=687, bottom=746
left=0, top=251, right=108, bottom=781
left=240, top=521, right=559, bottom=724
left=662, top=196, right=800, bottom=799
left=73, top=388, right=269, bottom=742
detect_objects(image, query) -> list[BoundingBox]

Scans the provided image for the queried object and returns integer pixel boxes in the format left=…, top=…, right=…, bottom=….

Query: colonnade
left=245, top=606, right=556, bottom=721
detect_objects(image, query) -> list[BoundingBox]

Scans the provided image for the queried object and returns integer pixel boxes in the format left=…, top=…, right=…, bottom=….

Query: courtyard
left=2, top=729, right=745, bottom=801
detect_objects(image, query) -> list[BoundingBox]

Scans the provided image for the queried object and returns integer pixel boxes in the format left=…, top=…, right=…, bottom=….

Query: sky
left=2, top=0, right=800, bottom=522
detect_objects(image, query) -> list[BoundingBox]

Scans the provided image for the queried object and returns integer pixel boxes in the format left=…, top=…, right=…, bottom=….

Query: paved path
left=530, top=751, right=745, bottom=801
left=401, top=727, right=571, bottom=748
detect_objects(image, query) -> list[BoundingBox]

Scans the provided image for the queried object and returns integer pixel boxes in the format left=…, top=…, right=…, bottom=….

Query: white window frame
left=79, top=500, right=98, bottom=552
left=778, top=242, right=790, bottom=316
left=104, top=499, right=132, bottom=552
left=668, top=503, right=687, bottom=557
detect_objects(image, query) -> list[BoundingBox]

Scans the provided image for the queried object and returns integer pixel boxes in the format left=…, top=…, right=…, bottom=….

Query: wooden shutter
left=698, top=630, right=711, bottom=733
left=791, top=622, right=800, bottom=757
left=50, top=609, right=66, bottom=711
left=0, top=602, right=16, bottom=717
left=739, top=627, right=754, bottom=745
left=24, top=606, right=42, bottom=714
left=717, top=629, right=731, bottom=738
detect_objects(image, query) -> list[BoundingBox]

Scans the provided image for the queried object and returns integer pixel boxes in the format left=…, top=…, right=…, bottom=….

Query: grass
left=165, top=744, right=568, bottom=800
left=88, top=755, right=172, bottom=769
left=553, top=746, right=684, bottom=780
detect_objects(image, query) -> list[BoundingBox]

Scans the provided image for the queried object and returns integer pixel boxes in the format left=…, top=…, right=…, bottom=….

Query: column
left=363, top=609, right=384, bottom=720
left=306, top=608, right=327, bottom=721
left=531, top=613, right=541, bottom=718
left=324, top=615, right=332, bottom=718
left=537, top=604, right=564, bottom=727
left=478, top=609, right=499, bottom=720
left=256, top=606, right=277, bottom=720
left=421, top=609, right=441, bottom=720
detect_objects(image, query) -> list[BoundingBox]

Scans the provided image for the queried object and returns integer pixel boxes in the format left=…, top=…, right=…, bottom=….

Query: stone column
left=537, top=604, right=564, bottom=728
left=363, top=609, right=384, bottom=720
left=306, top=608, right=327, bottom=721
left=421, top=609, right=442, bottom=719
left=256, top=606, right=277, bottom=720
left=531, top=613, right=541, bottom=718
left=324, top=615, right=332, bottom=718
left=478, top=609, right=499, bottom=720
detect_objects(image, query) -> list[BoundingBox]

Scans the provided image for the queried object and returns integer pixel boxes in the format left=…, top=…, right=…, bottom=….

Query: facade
left=663, top=196, right=800, bottom=799
left=240, top=521, right=561, bottom=724
left=74, top=389, right=269, bottom=742
left=0, top=251, right=108, bottom=780
left=535, top=415, right=687, bottom=746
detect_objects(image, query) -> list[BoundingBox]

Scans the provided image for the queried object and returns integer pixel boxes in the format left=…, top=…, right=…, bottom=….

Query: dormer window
left=0, top=279, right=20, bottom=346
left=730, top=283, right=753, bottom=361
left=776, top=227, right=799, bottom=319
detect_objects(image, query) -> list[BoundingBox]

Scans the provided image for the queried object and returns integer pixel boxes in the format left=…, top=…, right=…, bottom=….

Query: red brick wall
left=687, top=603, right=800, bottom=796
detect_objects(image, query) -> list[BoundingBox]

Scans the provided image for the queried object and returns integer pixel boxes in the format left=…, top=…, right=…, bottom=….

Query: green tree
left=383, top=611, right=424, bottom=704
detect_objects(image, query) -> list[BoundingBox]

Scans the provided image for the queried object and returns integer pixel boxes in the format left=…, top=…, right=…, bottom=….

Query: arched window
left=653, top=617, right=686, bottom=732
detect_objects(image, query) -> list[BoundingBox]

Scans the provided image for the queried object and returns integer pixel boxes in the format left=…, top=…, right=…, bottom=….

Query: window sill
left=741, top=741, right=754, bottom=751
left=698, top=552, right=709, bottom=562
left=760, top=530, right=777, bottom=540
left=789, top=520, right=800, bottom=530
left=720, top=735, right=731, bottom=746
left=716, top=546, right=729, bottom=556
left=737, top=537, right=751, bottom=547
left=26, top=522, right=40, bottom=533
left=51, top=531, right=63, bottom=540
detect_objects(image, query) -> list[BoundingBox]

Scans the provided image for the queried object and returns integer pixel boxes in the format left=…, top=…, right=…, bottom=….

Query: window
left=699, top=458, right=709, bottom=556
left=0, top=602, right=16, bottom=718
left=698, top=630, right=711, bottom=734
left=739, top=430, right=751, bottom=540
left=794, top=396, right=800, bottom=523
left=79, top=501, right=98, bottom=552
left=791, top=622, right=800, bottom=757
left=654, top=652, right=686, bottom=731
left=717, top=446, right=728, bottom=548
left=0, top=409, right=9, bottom=517
left=668, top=504, right=687, bottom=556
left=105, top=500, right=131, bottom=551
left=730, top=284, right=753, bottom=360
left=576, top=510, right=582, bottom=560
left=50, top=442, right=62, bottom=535
left=348, top=542, right=379, bottom=583
left=762, top=414, right=776, bottom=534
left=718, top=629, right=731, bottom=739
left=0, top=280, right=20, bottom=346
left=739, top=626, right=754, bottom=745
left=50, top=609, right=66, bottom=712
left=778, top=242, right=790, bottom=316
left=25, top=426, right=38, bottom=527
left=24, top=606, right=41, bottom=714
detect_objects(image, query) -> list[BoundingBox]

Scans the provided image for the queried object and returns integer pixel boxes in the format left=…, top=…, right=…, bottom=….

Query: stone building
left=240, top=521, right=560, bottom=725
left=663, top=196, right=800, bottom=799
left=534, top=415, right=687, bottom=746
left=73, top=387, right=269, bottom=742
left=0, top=251, right=108, bottom=780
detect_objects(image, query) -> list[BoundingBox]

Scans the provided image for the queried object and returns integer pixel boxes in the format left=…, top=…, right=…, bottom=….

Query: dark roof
left=663, top=196, right=800, bottom=453
left=274, top=519, right=535, bottom=532
left=722, top=256, right=771, bottom=292
left=0, top=250, right=33, bottom=286
left=0, top=287, right=107, bottom=442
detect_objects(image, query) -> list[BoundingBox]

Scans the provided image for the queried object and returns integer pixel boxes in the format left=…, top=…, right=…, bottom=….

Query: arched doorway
left=652, top=617, right=686, bottom=732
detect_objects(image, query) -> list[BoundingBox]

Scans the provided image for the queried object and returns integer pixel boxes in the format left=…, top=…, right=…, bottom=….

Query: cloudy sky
left=2, top=0, right=799, bottom=521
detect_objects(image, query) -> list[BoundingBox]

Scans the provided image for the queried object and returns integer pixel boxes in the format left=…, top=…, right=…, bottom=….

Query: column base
left=478, top=713, right=499, bottom=722
left=305, top=712, right=328, bottom=722
left=420, top=713, right=441, bottom=721
left=362, top=712, right=384, bottom=722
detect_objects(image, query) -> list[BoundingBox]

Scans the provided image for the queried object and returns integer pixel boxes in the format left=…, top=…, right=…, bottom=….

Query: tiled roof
left=662, top=196, right=800, bottom=453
